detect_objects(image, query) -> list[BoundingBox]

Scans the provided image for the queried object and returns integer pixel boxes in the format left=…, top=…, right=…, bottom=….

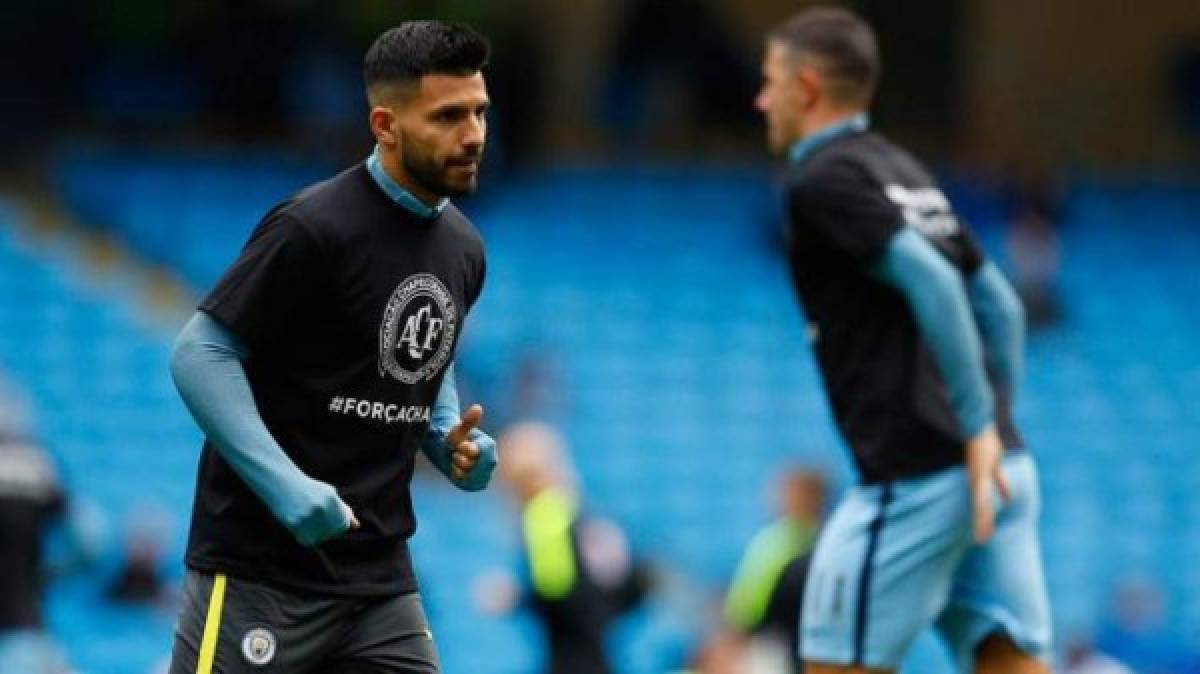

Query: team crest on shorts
left=241, top=627, right=276, bottom=666
left=379, top=273, right=458, bottom=384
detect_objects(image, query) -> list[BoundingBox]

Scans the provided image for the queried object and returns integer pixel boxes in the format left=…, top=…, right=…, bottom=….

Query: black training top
left=184, top=162, right=486, bottom=596
left=0, top=440, right=66, bottom=629
left=785, top=131, right=1021, bottom=483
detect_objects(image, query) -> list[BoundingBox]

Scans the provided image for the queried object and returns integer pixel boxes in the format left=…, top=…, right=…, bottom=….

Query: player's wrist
left=457, top=432, right=497, bottom=491
left=272, top=476, right=350, bottom=542
left=964, top=419, right=997, bottom=446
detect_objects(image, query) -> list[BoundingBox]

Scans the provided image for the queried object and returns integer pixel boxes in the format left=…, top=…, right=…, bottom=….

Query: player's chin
left=441, top=167, right=479, bottom=197
left=766, top=130, right=790, bottom=155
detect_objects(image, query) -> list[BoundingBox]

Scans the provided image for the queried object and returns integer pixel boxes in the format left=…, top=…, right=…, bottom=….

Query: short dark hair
left=769, top=7, right=879, bottom=105
left=364, top=20, right=490, bottom=99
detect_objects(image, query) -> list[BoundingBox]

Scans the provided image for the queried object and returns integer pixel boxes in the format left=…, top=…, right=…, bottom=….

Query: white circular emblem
left=241, top=627, right=276, bottom=666
left=379, top=273, right=458, bottom=384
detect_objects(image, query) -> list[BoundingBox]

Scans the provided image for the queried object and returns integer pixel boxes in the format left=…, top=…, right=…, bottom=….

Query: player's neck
left=800, top=107, right=867, bottom=140
left=788, top=109, right=870, bottom=165
left=378, top=150, right=442, bottom=208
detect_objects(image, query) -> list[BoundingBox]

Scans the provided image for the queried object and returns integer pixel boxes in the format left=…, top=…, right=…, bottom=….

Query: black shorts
left=168, top=571, right=439, bottom=674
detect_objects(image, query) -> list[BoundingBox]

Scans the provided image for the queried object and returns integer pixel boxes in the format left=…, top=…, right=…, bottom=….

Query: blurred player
left=167, top=21, right=497, bottom=674
left=479, top=422, right=651, bottom=674
left=755, top=8, right=1051, bottom=674
left=724, top=468, right=827, bottom=674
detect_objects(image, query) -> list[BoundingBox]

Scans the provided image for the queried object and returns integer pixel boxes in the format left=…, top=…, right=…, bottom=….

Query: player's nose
left=461, top=116, right=485, bottom=148
left=754, top=89, right=769, bottom=112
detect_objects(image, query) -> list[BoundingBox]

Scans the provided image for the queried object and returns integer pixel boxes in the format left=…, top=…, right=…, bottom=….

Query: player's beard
left=401, top=133, right=481, bottom=198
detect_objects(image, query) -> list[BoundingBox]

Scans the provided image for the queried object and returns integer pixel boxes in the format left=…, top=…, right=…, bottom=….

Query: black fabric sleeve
left=787, top=161, right=903, bottom=264
left=200, top=209, right=325, bottom=350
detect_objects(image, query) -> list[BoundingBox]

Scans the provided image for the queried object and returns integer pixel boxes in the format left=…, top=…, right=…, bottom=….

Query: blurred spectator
left=478, top=421, right=652, bottom=674
left=1062, top=637, right=1135, bottom=674
left=104, top=504, right=172, bottom=606
left=1172, top=44, right=1200, bottom=138
left=1095, top=576, right=1200, bottom=674
left=0, top=435, right=94, bottom=674
left=603, top=0, right=756, bottom=150
left=723, top=467, right=828, bottom=674
left=1006, top=172, right=1064, bottom=328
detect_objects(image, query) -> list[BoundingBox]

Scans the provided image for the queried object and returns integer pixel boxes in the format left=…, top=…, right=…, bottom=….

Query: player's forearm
left=420, top=363, right=496, bottom=491
left=968, top=261, right=1025, bottom=399
left=421, top=364, right=463, bottom=478
left=170, top=313, right=335, bottom=524
left=873, top=229, right=994, bottom=438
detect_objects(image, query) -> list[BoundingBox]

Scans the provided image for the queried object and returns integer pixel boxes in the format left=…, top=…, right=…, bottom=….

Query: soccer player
left=754, top=8, right=1051, bottom=674
left=167, top=21, right=497, bottom=674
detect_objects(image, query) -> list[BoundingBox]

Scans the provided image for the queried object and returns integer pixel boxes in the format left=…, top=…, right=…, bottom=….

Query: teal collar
left=788, top=113, right=870, bottom=166
left=366, top=146, right=450, bottom=219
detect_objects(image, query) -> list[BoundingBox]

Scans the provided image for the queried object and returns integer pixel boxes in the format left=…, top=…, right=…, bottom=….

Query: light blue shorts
left=801, top=452, right=1052, bottom=671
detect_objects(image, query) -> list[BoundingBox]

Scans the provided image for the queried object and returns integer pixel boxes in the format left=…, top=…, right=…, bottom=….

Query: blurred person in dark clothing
left=0, top=433, right=94, bottom=674
left=724, top=467, right=827, bottom=673
left=478, top=421, right=651, bottom=674
left=105, top=505, right=172, bottom=606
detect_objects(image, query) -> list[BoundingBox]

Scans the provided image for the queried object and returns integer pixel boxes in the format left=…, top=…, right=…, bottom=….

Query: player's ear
left=795, top=66, right=821, bottom=111
left=370, top=106, right=400, bottom=147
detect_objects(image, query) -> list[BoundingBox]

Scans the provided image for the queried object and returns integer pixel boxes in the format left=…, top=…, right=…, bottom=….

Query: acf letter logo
left=379, top=273, right=457, bottom=384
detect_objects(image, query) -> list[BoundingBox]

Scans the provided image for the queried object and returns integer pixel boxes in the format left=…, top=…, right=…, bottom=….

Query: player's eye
left=433, top=108, right=463, bottom=124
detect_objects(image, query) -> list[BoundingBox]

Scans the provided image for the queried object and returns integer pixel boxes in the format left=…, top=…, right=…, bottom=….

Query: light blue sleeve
left=169, top=311, right=351, bottom=546
left=872, top=229, right=994, bottom=439
left=967, top=261, right=1025, bottom=401
left=421, top=363, right=497, bottom=491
